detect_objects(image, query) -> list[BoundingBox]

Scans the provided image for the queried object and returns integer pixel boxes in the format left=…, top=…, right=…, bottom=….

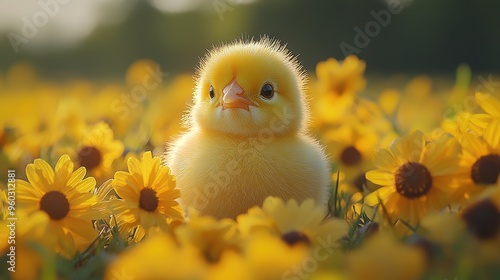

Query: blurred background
left=1, top=0, right=499, bottom=80
left=1, top=0, right=499, bottom=176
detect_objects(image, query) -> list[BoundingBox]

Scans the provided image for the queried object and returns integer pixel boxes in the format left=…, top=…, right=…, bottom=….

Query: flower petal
left=364, top=186, right=395, bottom=206
left=484, top=118, right=500, bottom=149
left=373, top=148, right=398, bottom=171
left=366, top=170, right=394, bottom=186
left=476, top=92, right=500, bottom=117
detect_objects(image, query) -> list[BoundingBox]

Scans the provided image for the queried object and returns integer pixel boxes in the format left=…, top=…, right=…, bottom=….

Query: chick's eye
left=209, top=85, right=215, bottom=99
left=260, top=84, right=274, bottom=99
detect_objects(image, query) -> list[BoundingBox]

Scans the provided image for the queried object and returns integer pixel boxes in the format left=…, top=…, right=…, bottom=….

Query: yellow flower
left=237, top=196, right=348, bottom=247
left=418, top=212, right=465, bottom=247
left=74, top=122, right=124, bottom=182
left=461, top=188, right=500, bottom=240
left=346, top=233, right=427, bottom=280
left=380, top=76, right=445, bottom=135
left=315, top=55, right=366, bottom=96
left=312, top=91, right=356, bottom=127
left=440, top=110, right=483, bottom=140
left=2, top=88, right=62, bottom=166
left=16, top=155, right=103, bottom=257
left=209, top=233, right=310, bottom=280
left=324, top=123, right=378, bottom=169
left=125, top=59, right=162, bottom=87
left=355, top=97, right=398, bottom=148
left=85, top=84, right=140, bottom=138
left=108, top=151, right=184, bottom=242
left=418, top=188, right=500, bottom=271
left=470, top=92, right=500, bottom=136
left=174, top=211, right=239, bottom=263
left=143, top=74, right=194, bottom=149
left=322, top=123, right=379, bottom=195
left=418, top=189, right=500, bottom=272
left=309, top=56, right=366, bottom=128
left=455, top=131, right=500, bottom=200
left=440, top=92, right=497, bottom=140
left=377, top=89, right=400, bottom=117
left=365, top=130, right=462, bottom=226
left=459, top=189, right=500, bottom=265
left=104, top=233, right=207, bottom=280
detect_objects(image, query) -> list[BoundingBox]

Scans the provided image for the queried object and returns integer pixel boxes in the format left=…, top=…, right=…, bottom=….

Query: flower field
left=1, top=56, right=500, bottom=280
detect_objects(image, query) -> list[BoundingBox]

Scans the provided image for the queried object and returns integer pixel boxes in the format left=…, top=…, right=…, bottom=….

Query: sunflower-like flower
left=108, top=151, right=184, bottom=242
left=209, top=233, right=311, bottom=280
left=461, top=189, right=500, bottom=241
left=395, top=76, right=445, bottom=135
left=310, top=56, right=366, bottom=128
left=315, top=55, right=366, bottom=96
left=459, top=188, right=500, bottom=265
left=441, top=110, right=480, bottom=140
left=125, top=59, right=162, bottom=87
left=144, top=74, right=194, bottom=149
left=455, top=132, right=500, bottom=200
left=16, top=155, right=103, bottom=257
left=74, top=122, right=124, bottom=182
left=174, top=211, right=239, bottom=263
left=365, top=130, right=462, bottom=226
left=237, top=196, right=348, bottom=247
left=323, top=123, right=379, bottom=195
left=416, top=188, right=500, bottom=273
left=104, top=233, right=207, bottom=280
left=440, top=92, right=497, bottom=140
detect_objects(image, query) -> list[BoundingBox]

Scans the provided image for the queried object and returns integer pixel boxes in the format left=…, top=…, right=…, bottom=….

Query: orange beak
left=222, top=80, right=255, bottom=110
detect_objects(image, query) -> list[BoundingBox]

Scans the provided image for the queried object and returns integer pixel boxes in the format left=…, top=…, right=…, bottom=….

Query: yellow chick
left=166, top=38, right=330, bottom=219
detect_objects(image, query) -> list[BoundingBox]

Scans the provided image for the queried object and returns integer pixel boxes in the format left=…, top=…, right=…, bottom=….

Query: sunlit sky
left=0, top=0, right=258, bottom=50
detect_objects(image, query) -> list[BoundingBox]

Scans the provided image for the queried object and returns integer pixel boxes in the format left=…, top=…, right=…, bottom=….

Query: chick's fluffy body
left=167, top=39, right=329, bottom=219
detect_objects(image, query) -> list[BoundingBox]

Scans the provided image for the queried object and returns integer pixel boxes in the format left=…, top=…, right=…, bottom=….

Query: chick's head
left=191, top=39, right=308, bottom=137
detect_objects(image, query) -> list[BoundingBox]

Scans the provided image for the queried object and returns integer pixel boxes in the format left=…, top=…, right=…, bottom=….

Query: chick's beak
left=222, top=80, right=255, bottom=110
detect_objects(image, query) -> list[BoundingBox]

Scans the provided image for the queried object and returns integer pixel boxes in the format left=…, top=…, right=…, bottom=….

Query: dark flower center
left=281, top=231, right=311, bottom=246
left=461, top=199, right=500, bottom=240
left=139, top=188, right=159, bottom=212
left=395, top=162, right=433, bottom=199
left=40, top=191, right=70, bottom=220
left=78, top=146, right=102, bottom=170
left=329, top=80, right=347, bottom=95
left=340, top=146, right=362, bottom=166
left=471, top=154, right=500, bottom=185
